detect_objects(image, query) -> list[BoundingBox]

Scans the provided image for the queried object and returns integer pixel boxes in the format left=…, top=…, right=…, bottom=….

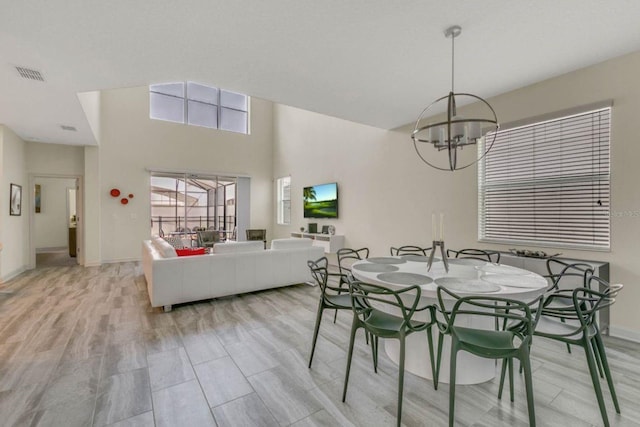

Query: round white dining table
left=351, top=255, right=548, bottom=385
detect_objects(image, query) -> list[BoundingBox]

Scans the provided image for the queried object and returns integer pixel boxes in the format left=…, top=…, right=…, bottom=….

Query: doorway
left=30, top=176, right=81, bottom=268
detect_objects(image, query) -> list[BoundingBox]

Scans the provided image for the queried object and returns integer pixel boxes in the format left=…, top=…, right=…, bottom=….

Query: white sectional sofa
left=142, top=237, right=324, bottom=311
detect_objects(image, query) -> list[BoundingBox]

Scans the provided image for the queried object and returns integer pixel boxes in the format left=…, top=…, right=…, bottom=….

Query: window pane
left=220, top=107, right=247, bottom=133
left=187, top=82, right=218, bottom=104
left=220, top=90, right=248, bottom=111
left=150, top=82, right=184, bottom=97
left=150, top=92, right=185, bottom=123
left=277, top=176, right=291, bottom=225
left=188, top=101, right=218, bottom=128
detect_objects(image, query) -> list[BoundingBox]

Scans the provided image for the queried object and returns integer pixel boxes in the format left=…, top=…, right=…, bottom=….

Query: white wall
left=26, top=141, right=84, bottom=176
left=95, top=86, right=274, bottom=262
left=33, top=177, right=76, bottom=249
left=0, top=125, right=28, bottom=281
left=272, top=50, right=640, bottom=340
left=272, top=105, right=477, bottom=254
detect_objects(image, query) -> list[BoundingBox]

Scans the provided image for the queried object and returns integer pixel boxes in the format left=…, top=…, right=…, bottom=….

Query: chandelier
left=411, top=25, right=499, bottom=171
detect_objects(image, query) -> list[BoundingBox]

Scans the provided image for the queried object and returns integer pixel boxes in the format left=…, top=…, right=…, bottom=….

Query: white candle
left=440, top=213, right=444, bottom=241
left=432, top=213, right=436, bottom=239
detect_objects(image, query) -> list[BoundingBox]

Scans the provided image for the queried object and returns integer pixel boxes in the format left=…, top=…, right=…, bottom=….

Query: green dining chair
left=307, top=257, right=354, bottom=368
left=389, top=245, right=432, bottom=256
left=342, top=281, right=437, bottom=427
left=446, top=248, right=501, bottom=263
left=436, top=286, right=540, bottom=427
left=531, top=277, right=623, bottom=427
left=542, top=259, right=595, bottom=356
left=335, top=247, right=369, bottom=322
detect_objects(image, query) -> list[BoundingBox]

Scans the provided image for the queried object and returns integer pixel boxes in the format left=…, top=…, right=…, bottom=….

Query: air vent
left=16, top=66, right=44, bottom=82
left=61, top=125, right=77, bottom=132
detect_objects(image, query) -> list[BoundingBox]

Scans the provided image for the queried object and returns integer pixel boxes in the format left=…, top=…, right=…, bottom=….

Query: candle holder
left=427, top=240, right=449, bottom=272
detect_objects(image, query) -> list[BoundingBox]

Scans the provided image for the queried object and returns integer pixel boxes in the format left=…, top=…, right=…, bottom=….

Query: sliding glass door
left=150, top=173, right=237, bottom=239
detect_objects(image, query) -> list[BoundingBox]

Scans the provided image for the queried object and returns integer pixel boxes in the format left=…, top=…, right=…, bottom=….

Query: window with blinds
left=478, top=106, right=611, bottom=250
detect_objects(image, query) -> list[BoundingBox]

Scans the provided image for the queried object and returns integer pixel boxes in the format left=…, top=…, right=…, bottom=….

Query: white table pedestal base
left=384, top=327, right=496, bottom=385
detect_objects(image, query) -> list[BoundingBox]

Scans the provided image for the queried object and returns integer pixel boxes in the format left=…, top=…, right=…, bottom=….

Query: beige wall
left=273, top=51, right=640, bottom=340
left=0, top=125, right=28, bottom=281
left=96, top=86, right=274, bottom=262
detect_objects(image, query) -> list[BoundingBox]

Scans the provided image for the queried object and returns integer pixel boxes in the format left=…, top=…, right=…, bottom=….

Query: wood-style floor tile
left=0, top=262, right=639, bottom=427
left=212, top=392, right=279, bottom=427
left=93, top=368, right=152, bottom=426
left=194, top=356, right=254, bottom=408
left=152, top=380, right=215, bottom=427
left=147, top=347, right=195, bottom=391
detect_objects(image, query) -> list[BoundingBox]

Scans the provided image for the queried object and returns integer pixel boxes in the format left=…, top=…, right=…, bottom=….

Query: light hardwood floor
left=0, top=262, right=639, bottom=426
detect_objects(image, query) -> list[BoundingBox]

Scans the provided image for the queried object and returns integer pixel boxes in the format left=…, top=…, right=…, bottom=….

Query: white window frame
left=150, top=82, right=249, bottom=134
left=478, top=103, right=611, bottom=251
left=276, top=176, right=291, bottom=225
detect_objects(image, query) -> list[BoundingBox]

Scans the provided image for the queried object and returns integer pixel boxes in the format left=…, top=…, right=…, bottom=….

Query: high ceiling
left=2, top=0, right=640, bottom=146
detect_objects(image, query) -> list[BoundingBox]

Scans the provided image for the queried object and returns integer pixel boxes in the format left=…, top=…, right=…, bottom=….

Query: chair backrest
left=390, top=245, right=431, bottom=256
left=447, top=248, right=501, bottom=263
left=545, top=259, right=594, bottom=291
left=349, top=281, right=427, bottom=331
left=543, top=277, right=622, bottom=331
left=197, top=230, right=219, bottom=245
left=246, top=229, right=266, bottom=241
left=436, top=286, right=540, bottom=343
left=175, top=227, right=191, bottom=233
left=163, top=236, right=185, bottom=248
left=308, top=257, right=348, bottom=300
left=336, top=247, right=370, bottom=277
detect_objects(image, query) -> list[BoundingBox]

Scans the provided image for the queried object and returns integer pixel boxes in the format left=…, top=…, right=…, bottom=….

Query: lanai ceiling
left=2, top=0, right=640, bottom=146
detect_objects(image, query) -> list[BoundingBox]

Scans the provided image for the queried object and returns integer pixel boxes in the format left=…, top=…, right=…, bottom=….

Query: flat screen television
left=304, top=182, right=338, bottom=218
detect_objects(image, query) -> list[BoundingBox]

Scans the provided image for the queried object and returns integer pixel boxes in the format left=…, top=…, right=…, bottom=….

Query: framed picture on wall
left=35, top=184, right=41, bottom=213
left=10, top=183, right=22, bottom=216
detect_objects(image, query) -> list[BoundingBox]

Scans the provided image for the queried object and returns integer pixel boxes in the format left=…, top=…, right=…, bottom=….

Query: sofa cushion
left=213, top=241, right=264, bottom=254
left=154, top=238, right=178, bottom=258
left=270, top=238, right=313, bottom=250
left=176, top=247, right=207, bottom=256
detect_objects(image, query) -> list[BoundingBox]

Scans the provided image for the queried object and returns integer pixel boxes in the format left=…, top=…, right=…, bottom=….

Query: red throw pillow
left=176, top=247, right=207, bottom=256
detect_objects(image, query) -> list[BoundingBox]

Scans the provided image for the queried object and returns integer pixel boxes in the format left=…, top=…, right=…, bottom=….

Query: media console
left=290, top=232, right=345, bottom=253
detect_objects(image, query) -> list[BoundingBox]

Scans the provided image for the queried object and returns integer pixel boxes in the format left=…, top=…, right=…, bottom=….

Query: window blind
left=478, top=107, right=610, bottom=250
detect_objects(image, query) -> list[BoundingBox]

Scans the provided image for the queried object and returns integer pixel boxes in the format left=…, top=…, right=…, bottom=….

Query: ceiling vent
left=16, top=66, right=45, bottom=82
left=60, top=125, right=77, bottom=132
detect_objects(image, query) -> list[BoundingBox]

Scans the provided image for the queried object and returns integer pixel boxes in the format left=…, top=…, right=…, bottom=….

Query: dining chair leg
left=426, top=327, right=438, bottom=390
left=308, top=301, right=325, bottom=368
left=498, top=358, right=508, bottom=400
left=448, top=342, right=459, bottom=427
left=396, top=336, right=406, bottom=427
left=583, top=337, right=611, bottom=427
left=508, top=358, right=515, bottom=402
left=591, top=338, right=605, bottom=379
left=342, top=319, right=359, bottom=402
left=435, top=332, right=444, bottom=387
left=594, top=332, right=621, bottom=413
left=371, top=335, right=379, bottom=373
left=521, top=351, right=536, bottom=427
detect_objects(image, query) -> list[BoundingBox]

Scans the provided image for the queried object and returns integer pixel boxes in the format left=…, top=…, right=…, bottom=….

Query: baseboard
left=83, top=261, right=102, bottom=267
left=36, top=246, right=67, bottom=253
left=609, top=326, right=640, bottom=343
left=100, top=257, right=140, bottom=264
left=1, top=266, right=27, bottom=284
